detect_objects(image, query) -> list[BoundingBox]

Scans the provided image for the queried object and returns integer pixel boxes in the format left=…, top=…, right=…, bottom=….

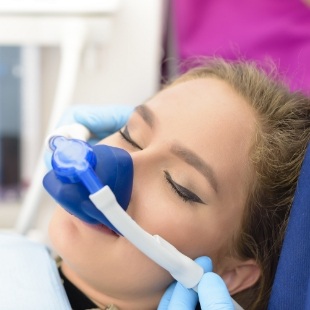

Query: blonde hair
left=171, top=58, right=310, bottom=309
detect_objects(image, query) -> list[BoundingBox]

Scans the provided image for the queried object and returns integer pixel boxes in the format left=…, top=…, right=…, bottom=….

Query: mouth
left=91, top=223, right=120, bottom=236
left=65, top=208, right=121, bottom=237
left=77, top=218, right=120, bottom=237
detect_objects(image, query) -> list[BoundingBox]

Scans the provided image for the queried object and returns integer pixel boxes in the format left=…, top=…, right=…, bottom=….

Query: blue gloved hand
left=59, top=104, right=134, bottom=142
left=45, top=104, right=133, bottom=169
left=158, top=256, right=234, bottom=310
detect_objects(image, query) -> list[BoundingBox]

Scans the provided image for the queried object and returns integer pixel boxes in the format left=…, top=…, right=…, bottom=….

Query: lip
left=78, top=218, right=119, bottom=237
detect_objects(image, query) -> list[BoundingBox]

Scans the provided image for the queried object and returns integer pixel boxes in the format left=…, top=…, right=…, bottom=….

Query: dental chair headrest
left=268, top=144, right=310, bottom=309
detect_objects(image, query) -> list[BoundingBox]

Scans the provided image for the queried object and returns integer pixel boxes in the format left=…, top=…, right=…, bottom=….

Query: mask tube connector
left=49, top=136, right=102, bottom=194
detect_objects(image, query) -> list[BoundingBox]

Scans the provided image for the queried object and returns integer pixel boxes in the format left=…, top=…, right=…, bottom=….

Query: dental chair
left=268, top=144, right=310, bottom=310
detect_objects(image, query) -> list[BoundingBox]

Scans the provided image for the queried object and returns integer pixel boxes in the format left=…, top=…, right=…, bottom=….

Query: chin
left=48, top=206, right=81, bottom=257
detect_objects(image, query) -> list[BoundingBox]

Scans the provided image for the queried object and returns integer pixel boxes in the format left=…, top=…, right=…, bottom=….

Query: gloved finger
left=74, top=105, right=134, bottom=139
left=87, top=137, right=107, bottom=146
left=198, top=273, right=234, bottom=310
left=160, top=257, right=213, bottom=310
left=194, top=256, right=213, bottom=273
left=165, top=283, right=198, bottom=310
left=157, top=282, right=177, bottom=310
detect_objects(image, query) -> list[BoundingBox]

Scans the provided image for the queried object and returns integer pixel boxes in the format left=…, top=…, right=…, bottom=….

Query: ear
left=219, top=258, right=261, bottom=295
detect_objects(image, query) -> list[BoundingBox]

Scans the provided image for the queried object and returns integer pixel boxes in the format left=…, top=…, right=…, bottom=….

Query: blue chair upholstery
left=268, top=145, right=310, bottom=309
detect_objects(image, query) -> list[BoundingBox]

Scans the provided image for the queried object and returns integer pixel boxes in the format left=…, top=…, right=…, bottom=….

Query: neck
left=60, top=262, right=163, bottom=309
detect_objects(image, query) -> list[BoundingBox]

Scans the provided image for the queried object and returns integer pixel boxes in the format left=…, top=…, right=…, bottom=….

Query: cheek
left=128, top=182, right=231, bottom=262
left=48, top=207, right=75, bottom=265
left=48, top=206, right=84, bottom=258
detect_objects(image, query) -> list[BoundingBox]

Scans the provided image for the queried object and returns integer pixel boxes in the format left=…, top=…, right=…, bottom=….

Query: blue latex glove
left=158, top=257, right=234, bottom=310
left=59, top=104, right=134, bottom=142
left=45, top=104, right=133, bottom=169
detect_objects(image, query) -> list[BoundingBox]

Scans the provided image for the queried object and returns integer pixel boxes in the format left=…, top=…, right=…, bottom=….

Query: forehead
left=150, top=77, right=250, bottom=114
left=146, top=78, right=256, bottom=141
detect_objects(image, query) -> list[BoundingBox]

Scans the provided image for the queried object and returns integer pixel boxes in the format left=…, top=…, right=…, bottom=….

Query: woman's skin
left=49, top=78, right=261, bottom=309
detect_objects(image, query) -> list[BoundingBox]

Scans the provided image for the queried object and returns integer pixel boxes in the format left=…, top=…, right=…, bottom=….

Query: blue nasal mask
left=43, top=136, right=133, bottom=234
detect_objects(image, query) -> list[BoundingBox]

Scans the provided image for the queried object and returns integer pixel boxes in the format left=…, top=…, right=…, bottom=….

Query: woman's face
left=49, top=78, right=257, bottom=308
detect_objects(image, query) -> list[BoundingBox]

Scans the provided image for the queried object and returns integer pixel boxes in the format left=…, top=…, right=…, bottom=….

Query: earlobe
left=220, top=259, right=261, bottom=295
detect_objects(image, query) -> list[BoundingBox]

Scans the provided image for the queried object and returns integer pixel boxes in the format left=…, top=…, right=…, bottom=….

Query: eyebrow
left=135, top=105, right=154, bottom=128
left=170, top=144, right=219, bottom=193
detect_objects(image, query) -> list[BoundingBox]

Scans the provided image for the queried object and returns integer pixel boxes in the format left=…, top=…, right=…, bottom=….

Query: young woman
left=48, top=58, right=310, bottom=309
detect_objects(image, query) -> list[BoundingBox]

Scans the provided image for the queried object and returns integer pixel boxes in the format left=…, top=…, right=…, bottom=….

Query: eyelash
left=119, top=127, right=205, bottom=205
left=119, top=127, right=143, bottom=150
left=164, top=171, right=205, bottom=205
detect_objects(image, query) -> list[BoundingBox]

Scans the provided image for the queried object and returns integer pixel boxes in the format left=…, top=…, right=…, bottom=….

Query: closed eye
left=164, top=171, right=206, bottom=205
left=119, top=126, right=143, bottom=150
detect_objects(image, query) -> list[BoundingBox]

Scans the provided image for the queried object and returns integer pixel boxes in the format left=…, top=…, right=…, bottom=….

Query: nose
left=92, top=144, right=134, bottom=209
left=127, top=146, right=164, bottom=209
